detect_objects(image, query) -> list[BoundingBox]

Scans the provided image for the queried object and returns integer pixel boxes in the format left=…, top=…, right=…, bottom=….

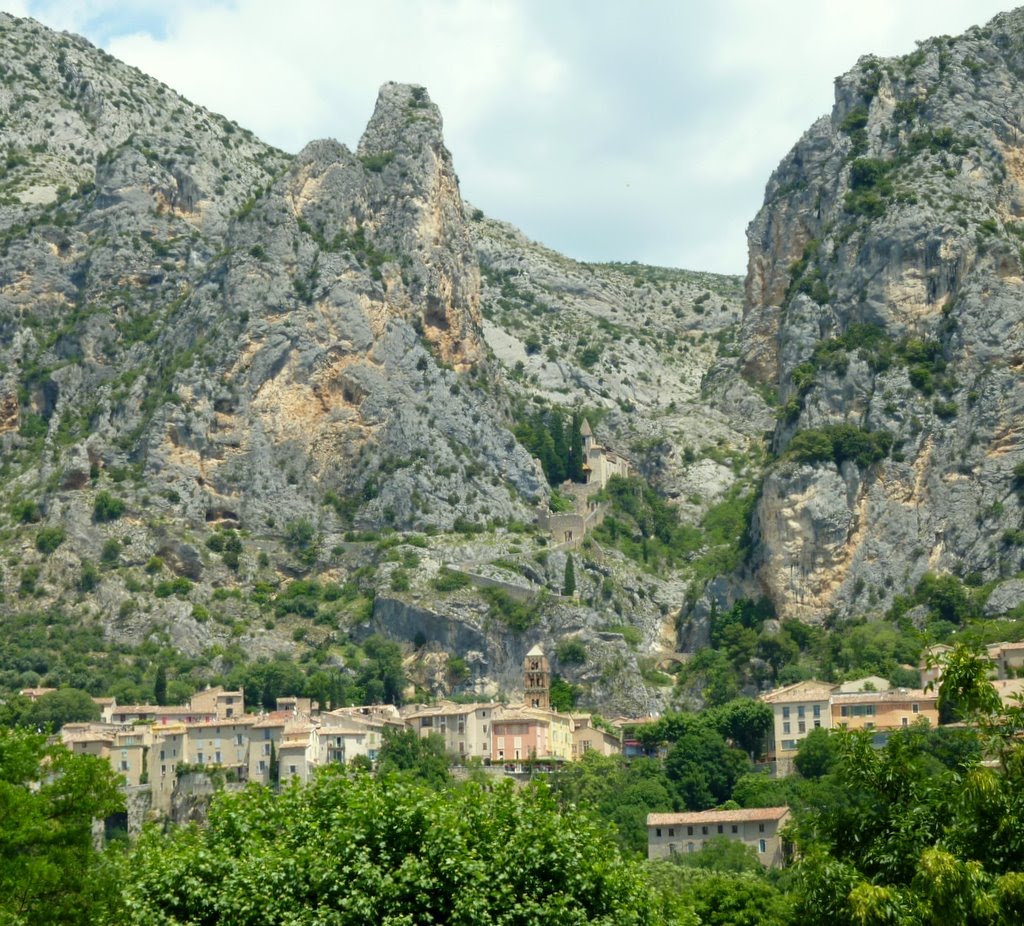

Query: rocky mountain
left=700, top=7, right=1024, bottom=626
left=8, top=7, right=1024, bottom=716
left=0, top=12, right=755, bottom=715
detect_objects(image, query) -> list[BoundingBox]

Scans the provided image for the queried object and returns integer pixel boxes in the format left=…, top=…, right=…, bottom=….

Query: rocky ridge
left=0, top=13, right=753, bottom=715
left=706, top=7, right=1024, bottom=624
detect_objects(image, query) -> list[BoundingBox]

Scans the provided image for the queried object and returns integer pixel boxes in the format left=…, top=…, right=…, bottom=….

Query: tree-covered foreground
left=6, top=645, right=1024, bottom=924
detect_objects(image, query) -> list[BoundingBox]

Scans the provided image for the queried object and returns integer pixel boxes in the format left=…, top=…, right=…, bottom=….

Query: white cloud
left=10, top=0, right=1019, bottom=274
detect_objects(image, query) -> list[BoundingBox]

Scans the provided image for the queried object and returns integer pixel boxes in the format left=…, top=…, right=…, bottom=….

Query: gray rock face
left=0, top=13, right=690, bottom=713
left=728, top=9, right=1024, bottom=620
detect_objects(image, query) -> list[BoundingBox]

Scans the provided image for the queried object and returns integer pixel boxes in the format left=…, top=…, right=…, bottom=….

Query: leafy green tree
left=376, top=728, right=450, bottom=788
left=671, top=835, right=764, bottom=874
left=664, top=727, right=750, bottom=810
left=0, top=728, right=124, bottom=926
left=794, top=727, right=838, bottom=779
left=647, top=864, right=793, bottom=926
left=549, top=674, right=579, bottom=712
left=934, top=642, right=1002, bottom=722
left=357, top=635, right=406, bottom=706
left=118, top=771, right=656, bottom=924
left=19, top=688, right=100, bottom=730
left=704, top=698, right=773, bottom=759
left=550, top=753, right=673, bottom=855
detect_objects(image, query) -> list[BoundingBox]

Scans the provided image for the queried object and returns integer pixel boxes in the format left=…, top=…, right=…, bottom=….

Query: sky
left=2, top=1, right=1017, bottom=275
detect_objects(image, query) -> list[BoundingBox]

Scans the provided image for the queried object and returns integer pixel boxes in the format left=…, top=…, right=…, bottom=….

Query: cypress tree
left=567, top=413, right=584, bottom=482
left=563, top=554, right=576, bottom=597
left=154, top=664, right=168, bottom=706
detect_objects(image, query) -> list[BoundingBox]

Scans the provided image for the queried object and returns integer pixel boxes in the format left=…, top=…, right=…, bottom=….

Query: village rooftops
left=183, top=717, right=256, bottom=730
left=647, top=806, right=791, bottom=827
left=402, top=701, right=496, bottom=719
left=250, top=711, right=294, bottom=729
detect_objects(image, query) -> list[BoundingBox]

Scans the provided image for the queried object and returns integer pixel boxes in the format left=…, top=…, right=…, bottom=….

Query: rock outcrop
left=726, top=9, right=1024, bottom=620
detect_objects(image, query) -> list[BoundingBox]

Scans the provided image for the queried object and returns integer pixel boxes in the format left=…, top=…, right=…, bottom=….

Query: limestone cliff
left=728, top=8, right=1024, bottom=621
left=0, top=12, right=739, bottom=715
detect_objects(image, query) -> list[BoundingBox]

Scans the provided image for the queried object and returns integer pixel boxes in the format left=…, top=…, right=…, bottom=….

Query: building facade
left=647, top=807, right=791, bottom=868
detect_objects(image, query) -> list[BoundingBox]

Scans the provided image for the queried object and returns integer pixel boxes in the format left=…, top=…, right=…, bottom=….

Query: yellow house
left=403, top=701, right=496, bottom=762
left=831, top=688, right=938, bottom=733
left=760, top=680, right=836, bottom=774
left=570, top=714, right=622, bottom=758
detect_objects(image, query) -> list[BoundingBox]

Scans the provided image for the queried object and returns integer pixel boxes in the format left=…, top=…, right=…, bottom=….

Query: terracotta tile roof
left=830, top=688, right=935, bottom=703
left=760, top=681, right=836, bottom=703
left=647, top=807, right=790, bottom=826
left=185, top=718, right=255, bottom=730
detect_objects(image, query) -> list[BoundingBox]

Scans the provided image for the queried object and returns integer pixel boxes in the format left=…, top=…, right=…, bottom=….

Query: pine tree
left=563, top=554, right=576, bottom=597
left=154, top=664, right=168, bottom=706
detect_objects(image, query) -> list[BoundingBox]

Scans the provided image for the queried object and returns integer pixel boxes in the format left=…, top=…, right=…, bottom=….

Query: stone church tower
left=523, top=644, right=550, bottom=710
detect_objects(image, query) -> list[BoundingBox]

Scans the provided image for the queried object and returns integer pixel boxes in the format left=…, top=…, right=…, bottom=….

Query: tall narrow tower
left=523, top=644, right=550, bottom=710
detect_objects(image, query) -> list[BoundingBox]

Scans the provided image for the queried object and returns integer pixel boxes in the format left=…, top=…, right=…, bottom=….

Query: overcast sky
left=4, top=1, right=1016, bottom=274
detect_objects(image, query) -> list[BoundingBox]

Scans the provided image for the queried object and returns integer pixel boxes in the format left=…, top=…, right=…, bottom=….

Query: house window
left=798, top=721, right=806, bottom=734
left=759, top=839, right=767, bottom=854
left=717, top=825, right=723, bottom=834
left=421, top=717, right=433, bottom=728
left=812, top=704, right=821, bottom=718
left=258, top=760, right=266, bottom=772
left=902, top=718, right=908, bottom=726
left=731, top=825, right=738, bottom=834
left=912, top=703, right=919, bottom=713
left=758, top=823, right=765, bottom=833
left=656, top=828, right=662, bottom=838
left=783, top=722, right=790, bottom=734
left=797, top=705, right=805, bottom=719
left=288, top=765, right=296, bottom=775
left=702, top=826, right=708, bottom=835
left=687, top=826, right=693, bottom=836
left=668, top=828, right=674, bottom=837
left=841, top=706, right=850, bottom=717
left=813, top=720, right=821, bottom=729
left=197, top=753, right=204, bottom=764
left=782, top=707, right=790, bottom=719
left=458, top=720, right=465, bottom=734
left=215, top=751, right=222, bottom=763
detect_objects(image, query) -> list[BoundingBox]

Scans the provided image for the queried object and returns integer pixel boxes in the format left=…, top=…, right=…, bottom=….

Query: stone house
left=402, top=701, right=496, bottom=762
left=830, top=688, right=938, bottom=733
left=760, top=680, right=836, bottom=774
left=491, top=707, right=574, bottom=764
left=570, top=714, right=622, bottom=758
left=189, top=686, right=245, bottom=719
left=647, top=807, right=791, bottom=867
